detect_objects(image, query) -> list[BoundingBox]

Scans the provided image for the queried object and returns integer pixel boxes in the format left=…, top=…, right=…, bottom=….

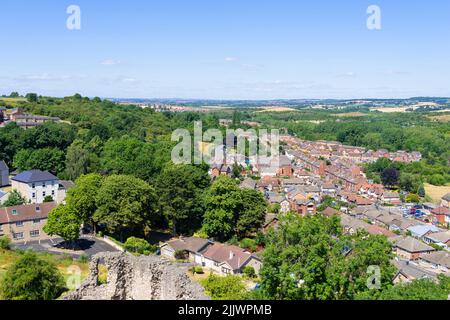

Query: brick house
left=0, top=202, right=57, bottom=242
left=393, top=236, right=436, bottom=261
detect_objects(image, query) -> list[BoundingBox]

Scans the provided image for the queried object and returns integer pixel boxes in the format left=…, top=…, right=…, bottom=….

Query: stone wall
left=63, top=252, right=209, bottom=300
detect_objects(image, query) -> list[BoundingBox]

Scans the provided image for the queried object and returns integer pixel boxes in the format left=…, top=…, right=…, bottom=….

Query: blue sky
left=1, top=0, right=450, bottom=100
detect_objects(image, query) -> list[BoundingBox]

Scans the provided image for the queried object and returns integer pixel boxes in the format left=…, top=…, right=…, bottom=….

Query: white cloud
left=224, top=57, right=237, bottom=62
left=101, top=59, right=121, bottom=66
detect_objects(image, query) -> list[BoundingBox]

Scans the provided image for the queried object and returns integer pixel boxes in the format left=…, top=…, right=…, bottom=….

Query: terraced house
left=0, top=202, right=56, bottom=242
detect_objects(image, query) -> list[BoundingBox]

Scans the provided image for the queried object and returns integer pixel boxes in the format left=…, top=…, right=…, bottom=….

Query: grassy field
left=330, top=112, right=368, bottom=117
left=424, top=183, right=450, bottom=204
left=256, top=106, right=299, bottom=113
left=0, top=249, right=89, bottom=298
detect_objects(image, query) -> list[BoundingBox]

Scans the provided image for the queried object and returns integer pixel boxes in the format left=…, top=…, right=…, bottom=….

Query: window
left=32, top=193, right=36, bottom=199
left=42, top=191, right=46, bottom=197
left=30, top=230, right=40, bottom=238
left=31, top=183, right=35, bottom=189
left=36, top=206, right=41, bottom=212
left=12, top=209, right=17, bottom=215
left=51, top=190, right=55, bottom=196
left=16, top=221, right=24, bottom=227
left=214, top=262, right=220, bottom=267
left=221, top=267, right=231, bottom=274
left=13, top=232, right=24, bottom=240
left=42, top=182, right=46, bottom=188
left=33, top=219, right=41, bottom=224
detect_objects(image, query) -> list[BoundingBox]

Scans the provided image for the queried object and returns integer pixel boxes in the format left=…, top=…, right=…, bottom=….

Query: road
left=11, top=236, right=120, bottom=258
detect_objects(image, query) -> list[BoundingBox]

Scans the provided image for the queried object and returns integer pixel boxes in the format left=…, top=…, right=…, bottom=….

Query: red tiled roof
left=0, top=202, right=56, bottom=224
left=202, top=243, right=258, bottom=270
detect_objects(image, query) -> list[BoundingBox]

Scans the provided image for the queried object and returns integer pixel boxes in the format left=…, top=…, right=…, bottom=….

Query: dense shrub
left=0, top=236, right=11, bottom=250
left=124, top=237, right=152, bottom=255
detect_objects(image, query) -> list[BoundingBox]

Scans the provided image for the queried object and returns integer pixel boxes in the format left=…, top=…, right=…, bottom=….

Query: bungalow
left=0, top=160, right=9, bottom=187
left=407, top=224, right=439, bottom=240
left=418, top=251, right=450, bottom=274
left=160, top=237, right=213, bottom=263
left=0, top=202, right=57, bottom=242
left=340, top=214, right=372, bottom=235
left=422, top=231, right=450, bottom=248
left=393, top=236, right=436, bottom=261
left=393, top=259, right=438, bottom=284
left=200, top=243, right=262, bottom=276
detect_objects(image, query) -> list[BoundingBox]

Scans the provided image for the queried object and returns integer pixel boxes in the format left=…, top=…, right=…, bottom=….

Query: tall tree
left=93, top=175, right=157, bottom=240
left=156, top=164, right=210, bottom=235
left=66, top=173, right=104, bottom=230
left=44, top=205, right=82, bottom=243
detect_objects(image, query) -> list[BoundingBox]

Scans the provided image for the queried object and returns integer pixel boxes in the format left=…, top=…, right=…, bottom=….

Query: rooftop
left=12, top=170, right=58, bottom=183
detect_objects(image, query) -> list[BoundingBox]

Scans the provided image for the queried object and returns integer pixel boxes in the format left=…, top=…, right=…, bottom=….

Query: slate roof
left=393, top=259, right=437, bottom=280
left=407, top=225, right=440, bottom=238
left=441, top=193, right=450, bottom=201
left=12, top=170, right=58, bottom=183
left=163, top=237, right=212, bottom=253
left=420, top=251, right=450, bottom=269
left=0, top=160, right=8, bottom=171
left=424, top=231, right=450, bottom=244
left=395, top=236, right=435, bottom=253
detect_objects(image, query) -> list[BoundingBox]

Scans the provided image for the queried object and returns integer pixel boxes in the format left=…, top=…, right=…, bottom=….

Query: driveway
left=12, top=236, right=121, bottom=258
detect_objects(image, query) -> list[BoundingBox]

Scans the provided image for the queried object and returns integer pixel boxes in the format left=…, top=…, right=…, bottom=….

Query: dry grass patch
left=424, top=183, right=450, bottom=204
left=429, top=115, right=450, bottom=122
left=256, top=106, right=299, bottom=113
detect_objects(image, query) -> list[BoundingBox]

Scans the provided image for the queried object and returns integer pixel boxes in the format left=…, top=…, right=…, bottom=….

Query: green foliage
left=1, top=190, right=26, bottom=207
left=243, top=266, right=256, bottom=279
left=201, top=275, right=249, bottom=300
left=13, top=148, right=66, bottom=174
left=174, top=250, right=188, bottom=260
left=0, top=251, right=65, bottom=300
left=156, top=164, right=210, bottom=235
left=93, top=175, right=157, bottom=238
left=259, top=213, right=395, bottom=300
left=202, top=176, right=267, bottom=241
left=239, top=238, right=257, bottom=252
left=43, top=195, right=54, bottom=203
left=405, top=194, right=420, bottom=203
left=44, top=205, right=82, bottom=242
left=124, top=237, right=152, bottom=255
left=0, top=236, right=11, bottom=250
left=66, top=173, right=104, bottom=225
left=357, top=275, right=450, bottom=300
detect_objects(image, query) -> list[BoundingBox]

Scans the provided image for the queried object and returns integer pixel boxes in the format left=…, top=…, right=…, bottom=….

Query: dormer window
left=42, top=182, right=46, bottom=188
left=12, top=209, right=17, bottom=215
left=32, top=183, right=35, bottom=189
left=36, top=206, right=41, bottom=212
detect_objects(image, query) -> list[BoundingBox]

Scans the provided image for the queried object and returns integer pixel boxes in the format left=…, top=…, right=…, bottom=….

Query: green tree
left=13, top=148, right=66, bottom=174
left=156, top=164, right=210, bottom=235
left=25, top=93, right=38, bottom=103
left=259, top=213, right=395, bottom=300
left=94, top=175, right=157, bottom=240
left=66, top=173, right=104, bottom=230
left=1, top=190, right=26, bottom=207
left=202, top=176, right=267, bottom=241
left=64, top=140, right=95, bottom=180
left=44, top=205, right=82, bottom=243
left=0, top=252, right=65, bottom=300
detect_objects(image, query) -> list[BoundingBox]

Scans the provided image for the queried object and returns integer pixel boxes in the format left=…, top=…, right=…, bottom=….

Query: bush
left=201, top=275, right=248, bottom=300
left=0, top=236, right=11, bottom=250
left=243, top=266, right=256, bottom=278
left=0, top=251, right=65, bottom=300
left=174, top=249, right=188, bottom=260
left=190, top=266, right=204, bottom=274
left=124, top=237, right=151, bottom=255
left=239, top=238, right=257, bottom=252
left=78, top=254, right=89, bottom=263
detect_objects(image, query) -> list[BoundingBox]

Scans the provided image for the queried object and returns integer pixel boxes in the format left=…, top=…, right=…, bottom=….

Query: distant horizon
left=2, top=0, right=450, bottom=99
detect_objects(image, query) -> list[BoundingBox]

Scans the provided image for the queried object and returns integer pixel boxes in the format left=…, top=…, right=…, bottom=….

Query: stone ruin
left=63, top=252, right=210, bottom=300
